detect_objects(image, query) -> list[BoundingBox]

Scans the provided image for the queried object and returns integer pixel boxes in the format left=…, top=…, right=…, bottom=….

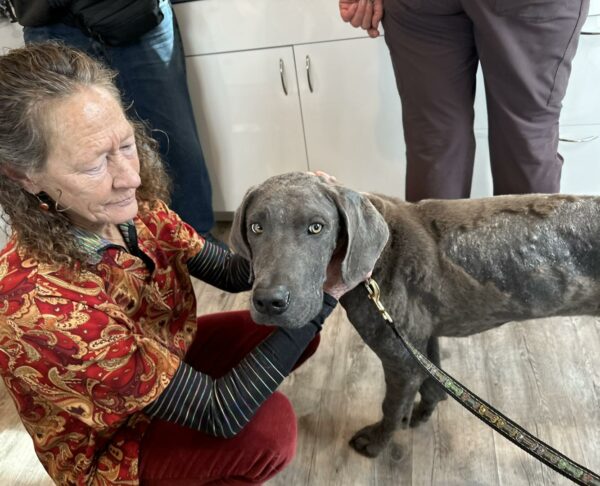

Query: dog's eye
left=250, top=223, right=264, bottom=234
left=308, top=223, right=323, bottom=234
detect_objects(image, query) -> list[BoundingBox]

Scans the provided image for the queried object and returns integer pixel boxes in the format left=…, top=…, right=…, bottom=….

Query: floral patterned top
left=0, top=200, right=204, bottom=485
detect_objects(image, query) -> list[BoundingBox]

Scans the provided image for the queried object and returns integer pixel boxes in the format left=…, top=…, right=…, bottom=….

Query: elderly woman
left=0, top=43, right=358, bottom=485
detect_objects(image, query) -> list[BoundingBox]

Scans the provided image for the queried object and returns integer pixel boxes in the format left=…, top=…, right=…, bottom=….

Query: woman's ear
left=21, top=177, right=41, bottom=195
left=1, top=165, right=40, bottom=194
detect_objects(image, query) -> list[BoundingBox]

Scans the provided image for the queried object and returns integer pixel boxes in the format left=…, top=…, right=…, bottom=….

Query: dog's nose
left=253, top=286, right=291, bottom=315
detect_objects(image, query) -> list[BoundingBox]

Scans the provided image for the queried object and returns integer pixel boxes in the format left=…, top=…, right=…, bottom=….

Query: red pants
left=139, top=310, right=320, bottom=485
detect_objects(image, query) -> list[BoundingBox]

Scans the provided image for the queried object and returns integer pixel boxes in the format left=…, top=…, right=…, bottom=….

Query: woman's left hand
left=324, top=249, right=372, bottom=300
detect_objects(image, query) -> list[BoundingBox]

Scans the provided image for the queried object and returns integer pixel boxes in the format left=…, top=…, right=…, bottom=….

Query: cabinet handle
left=559, top=135, right=598, bottom=143
left=581, top=14, right=600, bottom=35
left=279, top=59, right=288, bottom=96
left=306, top=55, right=314, bottom=93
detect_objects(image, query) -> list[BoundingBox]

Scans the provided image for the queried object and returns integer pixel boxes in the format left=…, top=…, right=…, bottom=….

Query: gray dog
left=230, top=171, right=600, bottom=458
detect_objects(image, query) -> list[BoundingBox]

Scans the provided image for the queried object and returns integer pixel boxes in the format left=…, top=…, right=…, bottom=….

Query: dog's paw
left=349, top=422, right=391, bottom=458
left=409, top=401, right=435, bottom=427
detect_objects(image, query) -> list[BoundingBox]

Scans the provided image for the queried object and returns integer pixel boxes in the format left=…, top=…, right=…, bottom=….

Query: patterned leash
left=364, top=278, right=600, bottom=486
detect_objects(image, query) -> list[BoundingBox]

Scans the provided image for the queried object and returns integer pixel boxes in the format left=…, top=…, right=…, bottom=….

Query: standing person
left=0, top=43, right=371, bottom=485
left=8, top=0, right=220, bottom=241
left=339, top=0, right=590, bottom=201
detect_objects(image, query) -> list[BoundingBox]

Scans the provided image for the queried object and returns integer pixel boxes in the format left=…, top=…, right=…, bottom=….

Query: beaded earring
left=35, top=193, right=50, bottom=212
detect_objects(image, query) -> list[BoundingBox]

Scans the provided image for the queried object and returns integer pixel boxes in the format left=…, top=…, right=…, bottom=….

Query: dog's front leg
left=350, top=352, right=427, bottom=458
left=341, top=286, right=430, bottom=457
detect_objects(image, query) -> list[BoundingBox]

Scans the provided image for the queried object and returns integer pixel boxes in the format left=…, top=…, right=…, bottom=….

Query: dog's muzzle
left=252, top=285, right=291, bottom=316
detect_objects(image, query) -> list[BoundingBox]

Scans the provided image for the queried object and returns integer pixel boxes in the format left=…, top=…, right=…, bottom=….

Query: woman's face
left=28, top=86, right=142, bottom=232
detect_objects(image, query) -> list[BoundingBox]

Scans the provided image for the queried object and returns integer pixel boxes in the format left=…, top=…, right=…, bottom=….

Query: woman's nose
left=112, top=157, right=141, bottom=189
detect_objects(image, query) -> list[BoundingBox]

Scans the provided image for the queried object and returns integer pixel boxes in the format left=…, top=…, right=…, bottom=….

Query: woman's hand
left=323, top=247, right=372, bottom=300
left=308, top=170, right=338, bottom=186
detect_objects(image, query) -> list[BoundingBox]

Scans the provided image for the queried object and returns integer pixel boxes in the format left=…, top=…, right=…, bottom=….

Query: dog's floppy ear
left=328, top=185, right=389, bottom=287
left=229, top=185, right=258, bottom=260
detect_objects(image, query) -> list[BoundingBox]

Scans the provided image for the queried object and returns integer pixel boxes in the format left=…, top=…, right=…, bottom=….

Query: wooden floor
left=1, top=224, right=599, bottom=485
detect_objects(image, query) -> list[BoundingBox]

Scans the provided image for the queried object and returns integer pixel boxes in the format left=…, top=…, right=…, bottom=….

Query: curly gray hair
left=0, top=42, right=171, bottom=266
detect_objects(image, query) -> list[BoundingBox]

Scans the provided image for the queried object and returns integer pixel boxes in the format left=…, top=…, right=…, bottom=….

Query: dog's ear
left=229, top=185, right=258, bottom=260
left=328, top=185, right=389, bottom=287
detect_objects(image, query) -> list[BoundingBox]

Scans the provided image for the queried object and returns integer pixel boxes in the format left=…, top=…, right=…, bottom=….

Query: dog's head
left=230, top=172, right=389, bottom=328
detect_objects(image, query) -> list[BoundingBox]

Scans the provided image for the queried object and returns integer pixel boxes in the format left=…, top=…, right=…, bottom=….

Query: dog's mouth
left=249, top=292, right=319, bottom=329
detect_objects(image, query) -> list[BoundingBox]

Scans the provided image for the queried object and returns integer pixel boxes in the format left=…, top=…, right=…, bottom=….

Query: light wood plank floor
left=1, top=224, right=599, bottom=485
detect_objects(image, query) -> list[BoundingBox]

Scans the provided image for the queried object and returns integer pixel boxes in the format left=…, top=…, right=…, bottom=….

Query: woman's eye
left=308, top=223, right=323, bottom=234
left=250, top=223, right=263, bottom=234
left=85, top=159, right=107, bottom=174
left=121, top=143, right=136, bottom=153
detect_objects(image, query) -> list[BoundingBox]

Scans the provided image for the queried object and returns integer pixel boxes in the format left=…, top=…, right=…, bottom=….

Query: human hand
left=308, top=170, right=338, bottom=185
left=339, top=0, right=384, bottom=39
left=323, top=247, right=373, bottom=300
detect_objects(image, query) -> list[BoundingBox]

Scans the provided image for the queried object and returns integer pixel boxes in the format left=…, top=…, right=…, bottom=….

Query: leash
left=363, top=278, right=600, bottom=486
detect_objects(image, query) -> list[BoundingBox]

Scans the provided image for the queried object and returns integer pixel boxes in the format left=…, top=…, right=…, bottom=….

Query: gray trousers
left=383, top=0, right=590, bottom=201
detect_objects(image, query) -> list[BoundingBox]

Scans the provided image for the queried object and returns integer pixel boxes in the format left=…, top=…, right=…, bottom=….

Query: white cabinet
left=561, top=15, right=600, bottom=127
left=297, top=38, right=405, bottom=197
left=185, top=36, right=405, bottom=213
left=174, top=0, right=367, bottom=55
left=175, top=0, right=406, bottom=213
left=558, top=128, right=600, bottom=195
left=185, top=47, right=309, bottom=213
left=558, top=12, right=600, bottom=195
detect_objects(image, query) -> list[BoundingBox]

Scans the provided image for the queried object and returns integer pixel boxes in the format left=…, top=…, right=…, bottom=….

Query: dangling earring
left=35, top=193, right=50, bottom=212
left=54, top=189, right=70, bottom=213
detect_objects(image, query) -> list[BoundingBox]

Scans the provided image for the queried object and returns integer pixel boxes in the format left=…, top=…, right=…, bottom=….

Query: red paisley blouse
left=0, top=200, right=204, bottom=485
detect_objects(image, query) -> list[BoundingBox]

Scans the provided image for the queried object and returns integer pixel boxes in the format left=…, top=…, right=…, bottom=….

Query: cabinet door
left=186, top=47, right=308, bottom=213
left=470, top=127, right=600, bottom=197
left=296, top=37, right=406, bottom=198
left=560, top=14, right=600, bottom=126
left=559, top=128, right=600, bottom=195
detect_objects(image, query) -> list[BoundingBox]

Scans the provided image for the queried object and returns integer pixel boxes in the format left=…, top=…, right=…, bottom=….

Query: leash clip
left=364, top=278, right=393, bottom=323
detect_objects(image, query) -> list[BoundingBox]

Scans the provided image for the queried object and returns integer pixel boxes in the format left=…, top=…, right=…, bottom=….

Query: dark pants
left=383, top=0, right=590, bottom=201
left=138, top=310, right=320, bottom=486
left=23, top=0, right=215, bottom=233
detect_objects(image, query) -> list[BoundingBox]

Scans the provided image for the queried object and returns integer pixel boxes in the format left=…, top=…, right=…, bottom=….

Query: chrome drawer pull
left=306, top=55, right=314, bottom=93
left=279, top=59, right=288, bottom=96
left=581, top=14, right=600, bottom=35
left=559, top=135, right=598, bottom=143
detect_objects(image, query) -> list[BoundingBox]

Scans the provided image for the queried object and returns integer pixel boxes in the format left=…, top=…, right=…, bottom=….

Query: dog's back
left=366, top=193, right=600, bottom=337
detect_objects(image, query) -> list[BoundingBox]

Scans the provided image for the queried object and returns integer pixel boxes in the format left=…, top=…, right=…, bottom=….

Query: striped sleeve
left=186, top=239, right=252, bottom=292
left=144, top=293, right=337, bottom=437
